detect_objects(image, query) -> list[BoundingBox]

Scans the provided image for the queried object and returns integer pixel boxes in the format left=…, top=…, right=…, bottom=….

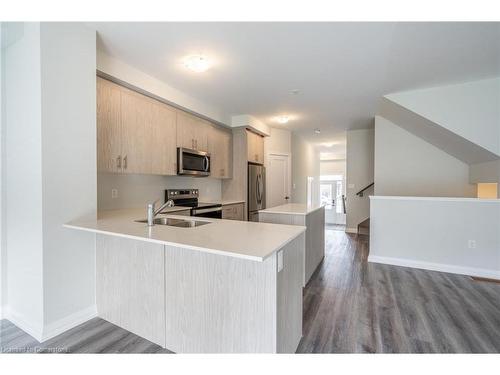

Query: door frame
left=265, top=152, right=291, bottom=207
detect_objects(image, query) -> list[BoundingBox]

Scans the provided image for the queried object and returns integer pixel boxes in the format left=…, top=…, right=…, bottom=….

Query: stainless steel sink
left=135, top=217, right=211, bottom=228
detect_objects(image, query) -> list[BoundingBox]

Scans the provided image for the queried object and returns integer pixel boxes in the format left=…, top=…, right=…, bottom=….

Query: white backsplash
left=98, top=173, right=222, bottom=210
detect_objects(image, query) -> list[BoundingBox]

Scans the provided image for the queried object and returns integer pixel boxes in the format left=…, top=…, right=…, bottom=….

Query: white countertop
left=259, top=203, right=325, bottom=216
left=64, top=208, right=305, bottom=262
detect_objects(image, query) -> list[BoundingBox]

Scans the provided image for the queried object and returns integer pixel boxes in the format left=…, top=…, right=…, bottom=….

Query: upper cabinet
left=209, top=126, right=232, bottom=179
left=97, top=77, right=177, bottom=175
left=176, top=111, right=209, bottom=152
left=150, top=100, right=177, bottom=175
left=97, top=76, right=231, bottom=179
left=97, top=77, right=122, bottom=173
left=120, top=87, right=153, bottom=174
left=247, top=130, right=264, bottom=164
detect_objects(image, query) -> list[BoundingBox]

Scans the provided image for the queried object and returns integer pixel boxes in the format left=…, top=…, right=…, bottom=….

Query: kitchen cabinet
left=97, top=76, right=230, bottom=179
left=176, top=111, right=209, bottom=151
left=97, top=77, right=122, bottom=173
left=150, top=100, right=177, bottom=175
left=209, top=126, right=232, bottom=179
left=120, top=87, right=153, bottom=174
left=247, top=130, right=264, bottom=164
left=222, top=203, right=245, bottom=221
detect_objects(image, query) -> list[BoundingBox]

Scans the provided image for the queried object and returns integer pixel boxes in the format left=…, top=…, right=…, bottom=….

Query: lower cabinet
left=222, top=203, right=245, bottom=221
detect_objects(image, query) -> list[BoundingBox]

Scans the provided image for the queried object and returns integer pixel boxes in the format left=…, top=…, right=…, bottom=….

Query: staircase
left=357, top=218, right=370, bottom=236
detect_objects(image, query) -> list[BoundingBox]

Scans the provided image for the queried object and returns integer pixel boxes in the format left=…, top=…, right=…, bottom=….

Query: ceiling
left=88, top=22, right=500, bottom=144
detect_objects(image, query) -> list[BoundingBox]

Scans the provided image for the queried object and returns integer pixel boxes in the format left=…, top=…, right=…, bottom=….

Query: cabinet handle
left=117, top=156, right=122, bottom=169
left=123, top=155, right=128, bottom=169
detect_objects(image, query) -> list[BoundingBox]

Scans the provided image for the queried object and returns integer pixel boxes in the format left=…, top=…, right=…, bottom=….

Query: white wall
left=385, top=77, right=500, bottom=156
left=2, top=22, right=97, bottom=340
left=291, top=133, right=319, bottom=205
left=40, top=23, right=97, bottom=329
left=98, top=174, right=222, bottom=210
left=369, top=196, right=500, bottom=279
left=346, top=129, right=374, bottom=231
left=3, top=22, right=44, bottom=335
left=264, top=127, right=291, bottom=157
left=374, top=116, right=476, bottom=197
left=320, top=159, right=346, bottom=177
left=470, top=160, right=500, bottom=187
left=1, top=22, right=4, bottom=318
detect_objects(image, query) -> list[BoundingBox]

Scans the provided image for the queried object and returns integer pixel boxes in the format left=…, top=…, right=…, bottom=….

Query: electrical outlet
left=111, top=189, right=118, bottom=199
left=468, top=240, right=476, bottom=249
left=292, top=183, right=296, bottom=190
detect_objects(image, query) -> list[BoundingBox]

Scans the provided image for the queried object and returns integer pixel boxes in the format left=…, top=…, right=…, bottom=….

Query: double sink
left=135, top=217, right=211, bottom=228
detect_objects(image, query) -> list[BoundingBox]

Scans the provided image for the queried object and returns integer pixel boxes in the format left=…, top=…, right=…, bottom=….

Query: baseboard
left=3, top=307, right=44, bottom=341
left=3, top=305, right=97, bottom=343
left=345, top=227, right=358, bottom=234
left=368, top=255, right=500, bottom=279
left=41, top=305, right=97, bottom=342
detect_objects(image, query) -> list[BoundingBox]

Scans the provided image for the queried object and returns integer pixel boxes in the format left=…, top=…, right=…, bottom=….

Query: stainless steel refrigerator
left=248, top=163, right=266, bottom=222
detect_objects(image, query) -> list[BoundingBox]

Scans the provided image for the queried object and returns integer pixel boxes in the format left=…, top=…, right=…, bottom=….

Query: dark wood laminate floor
left=1, top=228, right=499, bottom=353
left=297, top=230, right=500, bottom=353
left=0, top=318, right=171, bottom=353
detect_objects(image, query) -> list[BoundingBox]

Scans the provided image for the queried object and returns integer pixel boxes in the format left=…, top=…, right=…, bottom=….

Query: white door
left=267, top=154, right=290, bottom=208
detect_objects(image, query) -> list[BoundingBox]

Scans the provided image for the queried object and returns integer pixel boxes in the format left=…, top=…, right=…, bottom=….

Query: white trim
left=368, top=255, right=500, bottom=280
left=345, top=227, right=358, bottom=234
left=369, top=195, right=500, bottom=203
left=3, top=305, right=97, bottom=343
left=41, top=305, right=97, bottom=342
left=3, top=307, right=44, bottom=341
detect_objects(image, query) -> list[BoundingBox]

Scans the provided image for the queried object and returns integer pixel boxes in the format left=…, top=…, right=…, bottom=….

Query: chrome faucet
left=147, top=199, right=175, bottom=226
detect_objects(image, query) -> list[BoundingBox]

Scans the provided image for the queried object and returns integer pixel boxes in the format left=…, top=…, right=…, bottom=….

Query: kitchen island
left=65, top=209, right=305, bottom=353
left=258, top=204, right=325, bottom=285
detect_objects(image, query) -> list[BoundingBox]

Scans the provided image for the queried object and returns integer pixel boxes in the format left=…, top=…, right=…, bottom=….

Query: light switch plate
left=111, top=189, right=118, bottom=199
left=277, top=249, right=284, bottom=272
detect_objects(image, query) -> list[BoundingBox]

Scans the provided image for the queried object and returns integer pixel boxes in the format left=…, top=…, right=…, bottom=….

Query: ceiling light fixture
left=276, top=115, right=290, bottom=124
left=183, top=55, right=211, bottom=73
left=314, top=129, right=321, bottom=134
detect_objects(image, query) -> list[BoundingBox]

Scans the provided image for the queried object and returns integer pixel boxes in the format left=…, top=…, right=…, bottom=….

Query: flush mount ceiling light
left=183, top=54, right=211, bottom=73
left=276, top=115, right=290, bottom=124
left=314, top=129, right=321, bottom=134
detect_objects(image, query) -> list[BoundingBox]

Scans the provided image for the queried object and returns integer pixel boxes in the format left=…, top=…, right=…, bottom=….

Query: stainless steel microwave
left=177, top=147, right=210, bottom=177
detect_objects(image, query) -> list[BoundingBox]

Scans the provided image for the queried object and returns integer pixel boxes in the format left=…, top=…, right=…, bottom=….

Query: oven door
left=191, top=206, right=222, bottom=219
left=177, top=148, right=210, bottom=176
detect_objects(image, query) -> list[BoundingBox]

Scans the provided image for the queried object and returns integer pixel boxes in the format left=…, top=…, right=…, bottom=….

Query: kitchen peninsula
left=65, top=209, right=305, bottom=353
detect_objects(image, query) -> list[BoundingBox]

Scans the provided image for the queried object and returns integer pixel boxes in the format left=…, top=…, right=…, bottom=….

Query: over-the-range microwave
left=177, top=147, right=211, bottom=177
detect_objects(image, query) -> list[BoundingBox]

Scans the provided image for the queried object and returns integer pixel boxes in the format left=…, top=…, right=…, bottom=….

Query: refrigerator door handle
left=256, top=174, right=261, bottom=204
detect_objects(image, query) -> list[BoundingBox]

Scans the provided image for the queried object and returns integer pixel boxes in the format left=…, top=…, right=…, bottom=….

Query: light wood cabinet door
left=150, top=100, right=177, bottom=175
left=193, top=118, right=209, bottom=152
left=247, top=130, right=264, bottom=164
left=208, top=126, right=232, bottom=179
left=222, top=203, right=245, bottom=220
left=120, top=88, right=153, bottom=174
left=176, top=111, right=209, bottom=151
left=97, top=77, right=122, bottom=173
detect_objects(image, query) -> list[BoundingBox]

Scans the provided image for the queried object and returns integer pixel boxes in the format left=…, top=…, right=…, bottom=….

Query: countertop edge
left=63, top=223, right=305, bottom=262
left=259, top=205, right=325, bottom=216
